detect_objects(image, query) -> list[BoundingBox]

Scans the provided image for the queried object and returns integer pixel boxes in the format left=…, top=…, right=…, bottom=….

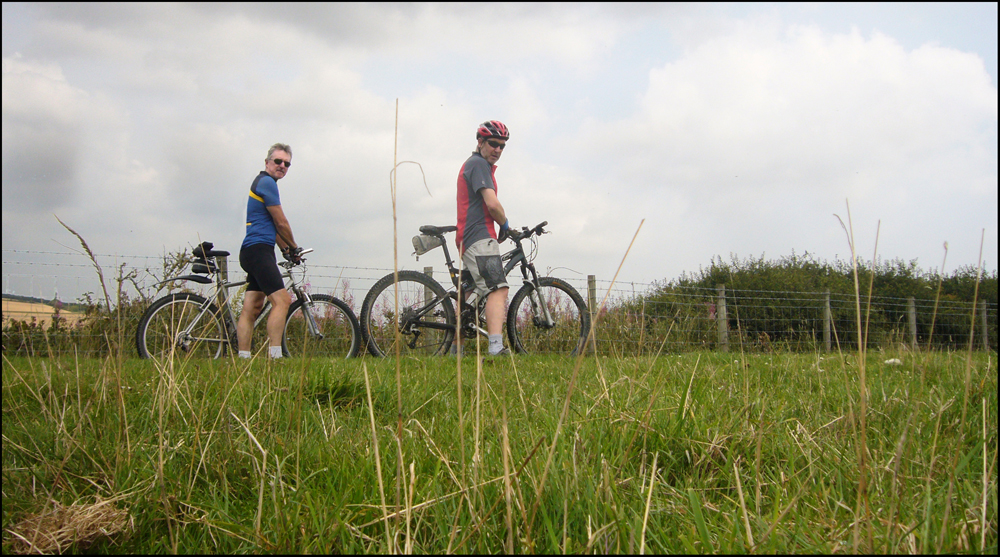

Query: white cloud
left=580, top=23, right=997, bottom=199
left=2, top=55, right=90, bottom=209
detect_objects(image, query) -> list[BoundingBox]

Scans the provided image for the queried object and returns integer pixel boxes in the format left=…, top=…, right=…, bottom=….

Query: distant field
left=2, top=299, right=85, bottom=327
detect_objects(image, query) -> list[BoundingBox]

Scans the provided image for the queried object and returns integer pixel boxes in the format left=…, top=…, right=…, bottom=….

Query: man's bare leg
left=237, top=291, right=266, bottom=357
left=485, top=287, right=509, bottom=354
left=265, top=289, right=292, bottom=358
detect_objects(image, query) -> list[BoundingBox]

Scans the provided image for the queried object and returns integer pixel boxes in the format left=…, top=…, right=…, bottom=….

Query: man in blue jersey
left=457, top=121, right=512, bottom=356
left=237, top=143, right=301, bottom=359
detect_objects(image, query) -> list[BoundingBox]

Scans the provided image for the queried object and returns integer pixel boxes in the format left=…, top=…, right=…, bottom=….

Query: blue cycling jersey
left=242, top=171, right=281, bottom=248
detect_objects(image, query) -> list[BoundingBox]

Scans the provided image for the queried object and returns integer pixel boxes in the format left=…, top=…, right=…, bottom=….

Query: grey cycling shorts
left=462, top=238, right=508, bottom=298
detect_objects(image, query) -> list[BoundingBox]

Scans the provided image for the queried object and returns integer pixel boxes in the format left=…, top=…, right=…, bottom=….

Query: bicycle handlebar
left=413, top=221, right=549, bottom=243
left=510, top=221, right=548, bottom=241
left=278, top=247, right=313, bottom=269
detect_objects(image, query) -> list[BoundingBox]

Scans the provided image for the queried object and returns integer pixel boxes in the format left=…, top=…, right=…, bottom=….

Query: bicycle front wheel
left=283, top=294, right=361, bottom=359
left=136, top=293, right=226, bottom=362
left=360, top=270, right=455, bottom=357
left=507, top=277, right=591, bottom=355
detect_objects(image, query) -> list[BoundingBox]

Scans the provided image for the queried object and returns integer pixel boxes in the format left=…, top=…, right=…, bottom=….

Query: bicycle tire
left=360, top=270, right=455, bottom=357
left=283, top=294, right=362, bottom=359
left=507, top=277, right=591, bottom=355
left=136, top=293, right=227, bottom=362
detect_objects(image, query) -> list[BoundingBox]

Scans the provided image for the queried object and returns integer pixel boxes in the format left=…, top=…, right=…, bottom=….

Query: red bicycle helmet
left=476, top=120, right=509, bottom=141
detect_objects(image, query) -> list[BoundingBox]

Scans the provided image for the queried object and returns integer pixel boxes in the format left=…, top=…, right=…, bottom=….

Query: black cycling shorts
left=239, top=243, right=285, bottom=295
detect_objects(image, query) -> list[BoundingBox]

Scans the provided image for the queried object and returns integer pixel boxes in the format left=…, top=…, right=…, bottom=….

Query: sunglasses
left=271, top=158, right=291, bottom=168
left=486, top=140, right=506, bottom=151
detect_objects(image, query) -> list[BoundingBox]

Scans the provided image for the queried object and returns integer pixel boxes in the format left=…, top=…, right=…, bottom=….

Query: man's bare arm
left=480, top=187, right=506, bottom=225
left=266, top=204, right=297, bottom=249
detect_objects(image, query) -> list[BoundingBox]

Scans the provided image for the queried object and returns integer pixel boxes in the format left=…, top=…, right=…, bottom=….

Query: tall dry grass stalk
left=527, top=219, right=644, bottom=539
left=363, top=362, right=392, bottom=552
left=500, top=378, right=515, bottom=554
left=387, top=99, right=433, bottom=519
left=927, top=242, right=948, bottom=350
left=937, top=228, right=986, bottom=552
left=391, top=99, right=403, bottom=517
left=639, top=451, right=659, bottom=554
left=834, top=200, right=874, bottom=553
left=381, top=100, right=437, bottom=548
left=55, top=215, right=112, bottom=313
left=979, top=397, right=997, bottom=553
left=456, top=241, right=467, bottom=494
left=733, top=458, right=754, bottom=548
left=981, top=396, right=989, bottom=553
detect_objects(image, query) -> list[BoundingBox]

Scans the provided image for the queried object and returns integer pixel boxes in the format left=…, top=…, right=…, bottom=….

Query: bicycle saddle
left=193, top=241, right=231, bottom=258
left=419, top=225, right=457, bottom=236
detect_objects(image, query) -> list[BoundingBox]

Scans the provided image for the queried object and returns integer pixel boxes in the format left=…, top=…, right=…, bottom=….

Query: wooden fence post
left=424, top=266, right=434, bottom=306
left=823, top=289, right=832, bottom=352
left=216, top=257, right=230, bottom=309
left=980, top=299, right=989, bottom=351
left=907, top=297, right=918, bottom=349
left=218, top=256, right=229, bottom=283
left=587, top=275, right=597, bottom=314
left=588, top=275, right=597, bottom=354
left=717, top=284, right=729, bottom=352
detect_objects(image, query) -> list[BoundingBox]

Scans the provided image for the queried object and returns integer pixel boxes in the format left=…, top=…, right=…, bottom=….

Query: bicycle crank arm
left=409, top=320, right=455, bottom=332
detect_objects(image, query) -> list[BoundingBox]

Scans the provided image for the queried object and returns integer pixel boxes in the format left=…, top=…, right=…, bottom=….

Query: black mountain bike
left=359, top=222, right=590, bottom=356
left=136, top=241, right=361, bottom=362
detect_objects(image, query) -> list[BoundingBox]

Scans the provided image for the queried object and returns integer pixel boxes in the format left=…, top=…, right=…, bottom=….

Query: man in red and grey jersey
left=456, top=120, right=512, bottom=356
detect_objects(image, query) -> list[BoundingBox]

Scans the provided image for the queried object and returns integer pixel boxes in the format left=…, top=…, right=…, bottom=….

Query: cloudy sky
left=2, top=3, right=997, bottom=302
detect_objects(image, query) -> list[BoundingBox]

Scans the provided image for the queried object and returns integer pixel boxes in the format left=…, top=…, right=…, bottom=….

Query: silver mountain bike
left=136, top=241, right=361, bottom=362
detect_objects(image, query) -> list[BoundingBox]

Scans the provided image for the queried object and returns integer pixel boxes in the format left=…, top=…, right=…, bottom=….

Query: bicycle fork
left=519, top=265, right=556, bottom=329
left=526, top=283, right=557, bottom=329
left=294, top=289, right=326, bottom=341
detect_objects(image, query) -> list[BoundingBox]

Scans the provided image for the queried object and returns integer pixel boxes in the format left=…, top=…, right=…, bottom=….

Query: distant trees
left=621, top=252, right=997, bottom=352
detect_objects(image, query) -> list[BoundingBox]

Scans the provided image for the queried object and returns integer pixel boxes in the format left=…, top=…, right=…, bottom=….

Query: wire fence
left=3, top=249, right=996, bottom=357
left=591, top=284, right=996, bottom=355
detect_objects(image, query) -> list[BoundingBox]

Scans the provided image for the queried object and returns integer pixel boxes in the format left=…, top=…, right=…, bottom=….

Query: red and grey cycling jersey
left=456, top=151, right=498, bottom=254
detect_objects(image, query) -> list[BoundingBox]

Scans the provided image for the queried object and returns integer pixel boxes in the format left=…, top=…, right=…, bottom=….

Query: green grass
left=2, top=348, right=996, bottom=553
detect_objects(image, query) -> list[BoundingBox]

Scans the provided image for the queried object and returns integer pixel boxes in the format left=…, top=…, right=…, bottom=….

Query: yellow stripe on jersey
left=249, top=189, right=264, bottom=203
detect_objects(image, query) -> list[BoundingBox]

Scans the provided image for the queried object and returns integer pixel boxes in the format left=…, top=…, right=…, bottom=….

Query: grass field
left=2, top=346, right=996, bottom=553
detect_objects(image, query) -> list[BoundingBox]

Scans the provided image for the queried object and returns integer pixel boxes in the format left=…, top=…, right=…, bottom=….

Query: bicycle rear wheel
left=283, top=294, right=361, bottom=359
left=507, top=277, right=590, bottom=355
left=360, top=270, right=455, bottom=357
left=136, top=293, right=226, bottom=362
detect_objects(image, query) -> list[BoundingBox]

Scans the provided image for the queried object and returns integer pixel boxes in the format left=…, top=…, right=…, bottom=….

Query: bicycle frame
left=422, top=222, right=557, bottom=339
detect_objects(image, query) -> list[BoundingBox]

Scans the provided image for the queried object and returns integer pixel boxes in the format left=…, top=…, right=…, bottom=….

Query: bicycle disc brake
left=397, top=307, right=424, bottom=349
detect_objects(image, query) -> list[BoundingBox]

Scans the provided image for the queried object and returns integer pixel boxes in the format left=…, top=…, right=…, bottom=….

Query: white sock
left=238, top=350, right=251, bottom=359
left=269, top=346, right=283, bottom=359
left=488, top=334, right=503, bottom=355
